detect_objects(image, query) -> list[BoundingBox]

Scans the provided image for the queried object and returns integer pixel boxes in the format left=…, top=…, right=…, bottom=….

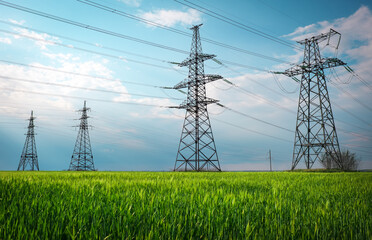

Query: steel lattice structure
left=172, top=24, right=222, bottom=171
left=18, top=111, right=39, bottom=171
left=69, top=101, right=95, bottom=171
left=275, top=29, right=346, bottom=170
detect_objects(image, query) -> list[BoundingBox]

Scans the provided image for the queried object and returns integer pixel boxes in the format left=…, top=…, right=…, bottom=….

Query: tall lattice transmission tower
left=172, top=24, right=222, bottom=171
left=18, top=110, right=39, bottom=171
left=275, top=29, right=346, bottom=170
left=69, top=101, right=95, bottom=171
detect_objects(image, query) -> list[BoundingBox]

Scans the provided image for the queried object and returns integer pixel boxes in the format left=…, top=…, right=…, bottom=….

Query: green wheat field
left=0, top=171, right=371, bottom=239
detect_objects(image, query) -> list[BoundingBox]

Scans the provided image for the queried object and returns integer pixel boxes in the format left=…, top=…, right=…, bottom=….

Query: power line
left=0, top=19, right=169, bottom=64
left=3, top=56, right=298, bottom=119
left=218, top=78, right=297, bottom=114
left=0, top=87, right=171, bottom=108
left=216, top=103, right=294, bottom=133
left=192, top=0, right=279, bottom=36
left=343, top=64, right=372, bottom=91
left=77, top=0, right=290, bottom=64
left=216, top=60, right=297, bottom=101
left=175, top=0, right=302, bottom=50
left=345, top=147, right=372, bottom=155
left=215, top=60, right=371, bottom=133
left=0, top=59, right=166, bottom=89
left=256, top=0, right=306, bottom=26
left=343, top=144, right=372, bottom=150
left=213, top=118, right=292, bottom=143
left=0, top=19, right=269, bottom=75
left=0, top=29, right=180, bottom=71
left=0, top=0, right=189, bottom=54
left=77, top=0, right=191, bottom=37
left=336, top=116, right=372, bottom=133
left=330, top=81, right=372, bottom=112
left=0, top=75, right=183, bottom=100
left=332, top=101, right=372, bottom=127
left=218, top=59, right=269, bottom=72
left=336, top=127, right=371, bottom=139
left=271, top=72, right=299, bottom=94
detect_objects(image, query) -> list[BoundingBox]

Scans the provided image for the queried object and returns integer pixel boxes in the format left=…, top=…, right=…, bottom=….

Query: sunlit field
left=0, top=171, right=371, bottom=239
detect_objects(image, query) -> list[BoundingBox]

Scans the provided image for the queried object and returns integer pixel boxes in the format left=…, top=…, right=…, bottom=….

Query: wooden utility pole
left=269, top=150, right=272, bottom=172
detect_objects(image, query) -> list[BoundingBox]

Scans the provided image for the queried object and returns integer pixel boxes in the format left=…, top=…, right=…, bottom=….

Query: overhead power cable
left=0, top=19, right=269, bottom=74
left=192, top=0, right=280, bottom=36
left=0, top=59, right=166, bottom=89
left=1, top=87, right=171, bottom=108
left=343, top=64, right=372, bottom=91
left=218, top=59, right=269, bottom=72
left=175, top=0, right=302, bottom=51
left=213, top=118, right=292, bottom=143
left=0, top=75, right=183, bottom=100
left=215, top=59, right=371, bottom=133
left=0, top=29, right=180, bottom=71
left=346, top=148, right=372, bottom=155
left=216, top=103, right=294, bottom=133
left=0, top=19, right=168, bottom=64
left=77, top=0, right=290, bottom=64
left=330, top=81, right=372, bottom=112
left=272, top=72, right=299, bottom=94
left=336, top=116, right=372, bottom=133
left=256, top=0, right=306, bottom=26
left=332, top=101, right=372, bottom=127
left=0, top=0, right=189, bottom=54
left=215, top=59, right=295, bottom=100
left=343, top=144, right=372, bottom=150
left=219, top=78, right=296, bottom=114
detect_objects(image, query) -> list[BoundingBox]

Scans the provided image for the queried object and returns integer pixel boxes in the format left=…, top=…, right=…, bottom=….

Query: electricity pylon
left=274, top=29, right=346, bottom=170
left=18, top=110, right=39, bottom=171
left=69, top=101, right=95, bottom=171
left=172, top=24, right=222, bottom=171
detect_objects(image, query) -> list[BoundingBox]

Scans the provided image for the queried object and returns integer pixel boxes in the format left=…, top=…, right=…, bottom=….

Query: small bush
left=320, top=149, right=360, bottom=171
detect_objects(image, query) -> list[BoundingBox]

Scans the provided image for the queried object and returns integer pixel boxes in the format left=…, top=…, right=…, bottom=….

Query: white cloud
left=286, top=6, right=372, bottom=54
left=43, top=53, right=73, bottom=61
left=283, top=23, right=316, bottom=37
left=140, top=9, right=202, bottom=27
left=8, top=19, right=25, bottom=25
left=0, top=56, right=124, bottom=122
left=12, top=27, right=60, bottom=50
left=117, top=0, right=141, bottom=7
left=0, top=37, right=11, bottom=44
left=114, top=96, right=180, bottom=119
left=283, top=5, right=372, bottom=91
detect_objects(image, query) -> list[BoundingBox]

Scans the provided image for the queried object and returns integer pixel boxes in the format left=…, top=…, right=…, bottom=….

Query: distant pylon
left=69, top=101, right=95, bottom=171
left=18, top=110, right=39, bottom=171
left=274, top=29, right=346, bottom=170
left=172, top=24, right=222, bottom=171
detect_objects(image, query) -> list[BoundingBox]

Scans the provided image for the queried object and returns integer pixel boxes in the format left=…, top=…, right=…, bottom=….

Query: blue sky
left=0, top=0, right=371, bottom=171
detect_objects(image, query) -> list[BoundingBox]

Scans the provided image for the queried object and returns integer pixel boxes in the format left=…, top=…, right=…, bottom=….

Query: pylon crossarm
left=320, top=58, right=346, bottom=69
left=274, top=59, right=346, bottom=79
left=275, top=63, right=311, bottom=77
left=178, top=53, right=216, bottom=67
left=203, top=74, right=223, bottom=83
left=297, top=28, right=340, bottom=45
left=174, top=74, right=222, bottom=89
left=170, top=98, right=219, bottom=110
left=174, top=79, right=189, bottom=89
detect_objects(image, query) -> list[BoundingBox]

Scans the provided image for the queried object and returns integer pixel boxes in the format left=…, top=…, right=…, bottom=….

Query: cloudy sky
left=0, top=0, right=371, bottom=171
